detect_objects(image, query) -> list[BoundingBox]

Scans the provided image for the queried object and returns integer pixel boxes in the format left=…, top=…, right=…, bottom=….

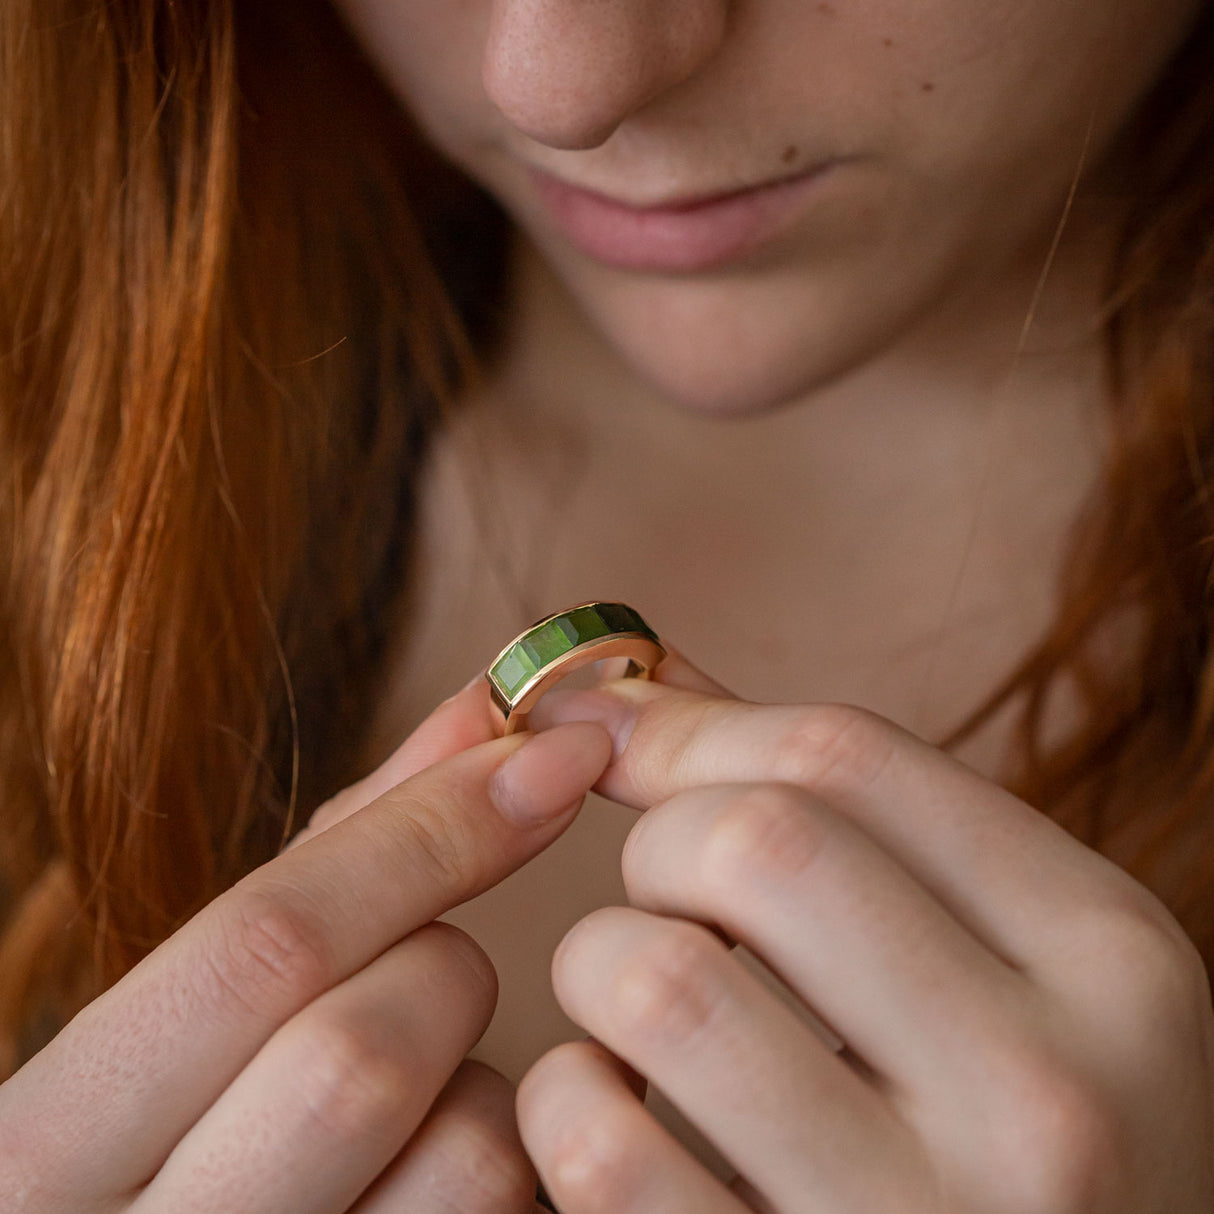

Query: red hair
left=946, top=9, right=1214, bottom=954
left=0, top=0, right=502, bottom=1068
left=0, top=0, right=1212, bottom=1071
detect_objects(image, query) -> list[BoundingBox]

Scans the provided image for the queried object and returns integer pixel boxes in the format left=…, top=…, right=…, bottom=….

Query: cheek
left=874, top=0, right=1202, bottom=170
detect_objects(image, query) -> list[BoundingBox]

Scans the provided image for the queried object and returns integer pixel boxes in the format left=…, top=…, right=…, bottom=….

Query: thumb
left=525, top=635, right=740, bottom=734
left=292, top=631, right=734, bottom=844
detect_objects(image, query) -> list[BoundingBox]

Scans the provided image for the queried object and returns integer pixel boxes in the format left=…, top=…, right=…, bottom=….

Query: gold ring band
left=486, top=601, right=665, bottom=735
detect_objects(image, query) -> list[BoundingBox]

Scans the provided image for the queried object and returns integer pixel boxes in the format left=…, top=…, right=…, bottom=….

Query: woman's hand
left=0, top=677, right=613, bottom=1214
left=518, top=650, right=1214, bottom=1213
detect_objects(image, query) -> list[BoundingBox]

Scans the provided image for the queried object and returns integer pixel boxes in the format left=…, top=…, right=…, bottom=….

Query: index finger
left=530, top=675, right=1144, bottom=969
left=2, top=702, right=611, bottom=1199
left=290, top=670, right=507, bottom=844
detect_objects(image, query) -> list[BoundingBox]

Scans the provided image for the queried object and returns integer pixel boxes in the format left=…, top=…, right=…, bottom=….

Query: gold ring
left=486, top=601, right=665, bottom=735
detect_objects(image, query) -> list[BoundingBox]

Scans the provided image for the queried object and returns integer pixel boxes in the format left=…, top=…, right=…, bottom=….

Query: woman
left=1, top=0, right=1212, bottom=1209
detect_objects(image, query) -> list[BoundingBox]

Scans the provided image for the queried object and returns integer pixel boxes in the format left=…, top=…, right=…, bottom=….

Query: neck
left=453, top=211, right=1113, bottom=766
left=481, top=201, right=1113, bottom=513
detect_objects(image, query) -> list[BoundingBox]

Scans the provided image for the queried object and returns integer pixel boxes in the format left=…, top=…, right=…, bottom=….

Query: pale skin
left=0, top=684, right=616, bottom=1212
left=5, top=1, right=1214, bottom=1212
left=347, top=0, right=1214, bottom=1205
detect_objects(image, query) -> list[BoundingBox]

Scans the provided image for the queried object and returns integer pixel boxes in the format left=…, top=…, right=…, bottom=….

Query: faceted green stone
left=490, top=603, right=659, bottom=701
left=520, top=618, right=577, bottom=668
left=566, top=605, right=612, bottom=641
left=595, top=602, right=641, bottom=635
left=490, top=646, right=538, bottom=697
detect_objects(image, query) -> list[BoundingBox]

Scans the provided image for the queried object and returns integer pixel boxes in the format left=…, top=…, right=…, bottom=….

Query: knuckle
left=389, top=793, right=477, bottom=895
left=288, top=1013, right=418, bottom=1140
left=774, top=703, right=896, bottom=798
left=700, top=783, right=825, bottom=890
left=546, top=1103, right=646, bottom=1214
left=609, top=922, right=727, bottom=1046
left=997, top=1055, right=1123, bottom=1212
left=1086, top=896, right=1210, bottom=1024
left=197, top=890, right=334, bottom=1017
left=667, top=698, right=734, bottom=781
left=1116, top=887, right=1202, bottom=965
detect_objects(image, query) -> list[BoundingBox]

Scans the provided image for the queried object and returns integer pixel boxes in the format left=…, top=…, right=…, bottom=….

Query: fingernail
left=489, top=721, right=613, bottom=828
left=527, top=688, right=638, bottom=758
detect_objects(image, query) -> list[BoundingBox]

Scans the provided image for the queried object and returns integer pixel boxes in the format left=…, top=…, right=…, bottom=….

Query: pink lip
left=528, top=164, right=833, bottom=272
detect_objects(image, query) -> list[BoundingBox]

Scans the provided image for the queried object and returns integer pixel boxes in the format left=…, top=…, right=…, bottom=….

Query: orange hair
left=946, top=8, right=1214, bottom=956
left=0, top=0, right=503, bottom=1069
left=0, top=0, right=1212, bottom=1073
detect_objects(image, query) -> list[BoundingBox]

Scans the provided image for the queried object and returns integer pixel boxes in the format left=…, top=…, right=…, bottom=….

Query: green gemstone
left=595, top=602, right=641, bottom=635
left=490, top=647, right=538, bottom=697
left=490, top=603, right=659, bottom=701
left=566, top=605, right=613, bottom=642
left=520, top=618, right=576, bottom=668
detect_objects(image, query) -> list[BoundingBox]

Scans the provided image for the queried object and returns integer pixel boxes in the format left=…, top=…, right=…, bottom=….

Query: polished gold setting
left=486, top=601, right=665, bottom=735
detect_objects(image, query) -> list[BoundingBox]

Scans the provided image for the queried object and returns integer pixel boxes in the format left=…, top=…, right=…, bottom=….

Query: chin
left=598, top=310, right=888, bottom=421
left=566, top=254, right=934, bottom=421
left=637, top=359, right=826, bottom=419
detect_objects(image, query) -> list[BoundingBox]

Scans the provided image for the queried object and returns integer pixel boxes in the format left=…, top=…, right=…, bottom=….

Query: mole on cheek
left=781, top=144, right=800, bottom=166
left=921, top=81, right=935, bottom=92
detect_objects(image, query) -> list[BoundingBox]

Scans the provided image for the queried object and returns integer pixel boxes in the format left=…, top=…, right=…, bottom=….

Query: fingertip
left=580, top=1036, right=649, bottom=1102
left=490, top=720, right=614, bottom=828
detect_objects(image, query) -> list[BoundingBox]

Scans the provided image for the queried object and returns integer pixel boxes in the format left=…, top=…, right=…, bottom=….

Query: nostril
left=481, top=50, right=630, bottom=150
left=483, top=0, right=728, bottom=150
left=482, top=26, right=654, bottom=150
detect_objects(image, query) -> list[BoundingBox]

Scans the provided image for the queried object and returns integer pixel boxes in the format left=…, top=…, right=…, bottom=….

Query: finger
left=620, top=780, right=1025, bottom=1098
left=1, top=719, right=612, bottom=1199
left=351, top=1060, right=538, bottom=1214
left=517, top=1038, right=750, bottom=1214
left=301, top=637, right=730, bottom=844
left=550, top=907, right=929, bottom=1213
left=531, top=674, right=1128, bottom=969
left=133, top=923, right=496, bottom=1214
left=584, top=1034, right=649, bottom=1102
left=727, top=1173, right=780, bottom=1214
left=293, top=666, right=501, bottom=844
left=528, top=639, right=736, bottom=740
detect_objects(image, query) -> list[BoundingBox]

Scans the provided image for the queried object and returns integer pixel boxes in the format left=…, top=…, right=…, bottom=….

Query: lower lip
left=529, top=165, right=833, bottom=273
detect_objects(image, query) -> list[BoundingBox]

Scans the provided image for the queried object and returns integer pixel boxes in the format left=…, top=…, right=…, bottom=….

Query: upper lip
left=525, top=163, right=827, bottom=212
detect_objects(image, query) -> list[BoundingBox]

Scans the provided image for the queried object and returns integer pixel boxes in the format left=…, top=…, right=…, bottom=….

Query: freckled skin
left=330, top=0, right=1203, bottom=414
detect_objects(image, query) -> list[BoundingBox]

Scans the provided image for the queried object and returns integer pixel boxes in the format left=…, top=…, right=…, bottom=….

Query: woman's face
left=331, top=0, right=1202, bottom=413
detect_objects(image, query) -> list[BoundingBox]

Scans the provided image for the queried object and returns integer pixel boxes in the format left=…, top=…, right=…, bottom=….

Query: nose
left=483, top=0, right=728, bottom=150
